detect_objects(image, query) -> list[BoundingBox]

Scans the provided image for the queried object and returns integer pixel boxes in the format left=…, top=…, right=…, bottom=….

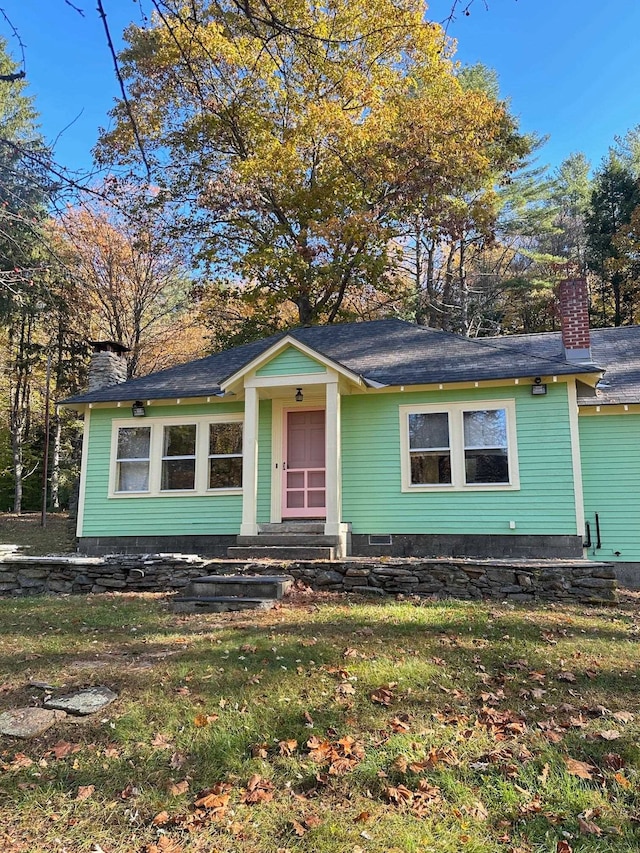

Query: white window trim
left=399, top=400, right=520, bottom=493
left=109, top=413, right=244, bottom=498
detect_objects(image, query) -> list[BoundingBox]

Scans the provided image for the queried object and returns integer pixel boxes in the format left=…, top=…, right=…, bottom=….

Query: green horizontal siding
left=580, top=413, right=640, bottom=562
left=341, top=385, right=577, bottom=536
left=81, top=402, right=244, bottom=537
left=256, top=346, right=326, bottom=376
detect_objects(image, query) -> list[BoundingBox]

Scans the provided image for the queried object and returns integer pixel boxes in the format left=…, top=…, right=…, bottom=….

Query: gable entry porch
left=224, top=341, right=356, bottom=559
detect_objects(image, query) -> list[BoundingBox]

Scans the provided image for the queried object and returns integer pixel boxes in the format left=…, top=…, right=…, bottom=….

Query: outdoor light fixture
left=295, top=388, right=304, bottom=402
left=131, top=400, right=146, bottom=417
left=531, top=377, right=547, bottom=396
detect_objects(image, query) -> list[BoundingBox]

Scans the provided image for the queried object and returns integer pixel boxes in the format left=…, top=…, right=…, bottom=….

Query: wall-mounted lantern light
left=131, top=400, right=146, bottom=417
left=531, top=377, right=547, bottom=396
left=295, top=388, right=304, bottom=403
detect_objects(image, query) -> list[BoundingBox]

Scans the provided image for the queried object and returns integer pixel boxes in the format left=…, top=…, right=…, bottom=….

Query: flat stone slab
left=43, top=685, right=118, bottom=716
left=0, top=707, right=67, bottom=738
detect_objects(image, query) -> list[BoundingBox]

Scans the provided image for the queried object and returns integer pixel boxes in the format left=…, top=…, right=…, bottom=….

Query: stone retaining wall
left=0, top=554, right=617, bottom=602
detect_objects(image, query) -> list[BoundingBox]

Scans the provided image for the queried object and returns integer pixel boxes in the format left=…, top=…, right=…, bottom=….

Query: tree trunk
left=296, top=293, right=314, bottom=326
left=51, top=412, right=62, bottom=510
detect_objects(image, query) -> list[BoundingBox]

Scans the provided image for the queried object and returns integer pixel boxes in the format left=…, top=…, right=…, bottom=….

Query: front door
left=282, top=409, right=326, bottom=518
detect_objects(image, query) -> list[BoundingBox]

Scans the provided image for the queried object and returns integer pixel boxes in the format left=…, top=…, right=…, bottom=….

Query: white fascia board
left=220, top=335, right=363, bottom=391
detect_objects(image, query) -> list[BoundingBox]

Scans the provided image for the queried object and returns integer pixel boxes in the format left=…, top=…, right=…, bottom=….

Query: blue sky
left=2, top=0, right=640, bottom=176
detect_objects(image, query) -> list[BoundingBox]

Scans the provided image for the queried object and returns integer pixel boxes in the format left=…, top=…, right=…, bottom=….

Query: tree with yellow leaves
left=96, top=0, right=529, bottom=337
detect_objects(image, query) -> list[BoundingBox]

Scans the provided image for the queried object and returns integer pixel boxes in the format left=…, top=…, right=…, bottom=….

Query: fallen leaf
left=565, top=757, right=594, bottom=780
left=193, top=713, right=218, bottom=727
left=169, top=751, right=187, bottom=770
left=602, top=752, right=625, bottom=770
left=151, top=733, right=173, bottom=749
left=390, top=716, right=410, bottom=733
left=466, top=801, right=489, bottom=821
left=152, top=811, right=170, bottom=825
left=614, top=771, right=631, bottom=788
left=371, top=687, right=394, bottom=706
left=291, top=820, right=306, bottom=836
left=76, top=784, right=95, bottom=801
left=145, top=838, right=183, bottom=853
left=578, top=815, right=602, bottom=836
left=278, top=739, right=298, bottom=757
left=10, top=753, right=33, bottom=769
left=556, top=842, right=573, bottom=853
left=612, top=710, right=634, bottom=723
left=241, top=774, right=275, bottom=804
left=169, top=780, right=189, bottom=796
left=598, top=729, right=621, bottom=741
left=558, top=671, right=576, bottom=683
left=51, top=741, right=81, bottom=760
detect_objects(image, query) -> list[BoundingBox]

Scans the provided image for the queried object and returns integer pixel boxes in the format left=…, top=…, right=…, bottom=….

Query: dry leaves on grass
left=240, top=774, right=275, bottom=804
left=193, top=713, right=219, bottom=727
left=278, top=739, right=298, bottom=757
left=386, top=779, right=442, bottom=817
left=194, top=781, right=233, bottom=818
left=145, top=838, right=183, bottom=853
left=371, top=685, right=395, bottom=706
left=47, top=741, right=82, bottom=760
left=145, top=837, right=184, bottom=853
left=76, top=784, right=95, bottom=801
left=564, top=757, right=595, bottom=780
left=290, top=815, right=321, bottom=836
left=307, top=735, right=365, bottom=774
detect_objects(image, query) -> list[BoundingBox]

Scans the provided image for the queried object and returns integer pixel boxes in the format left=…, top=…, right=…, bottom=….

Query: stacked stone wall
left=0, top=554, right=617, bottom=603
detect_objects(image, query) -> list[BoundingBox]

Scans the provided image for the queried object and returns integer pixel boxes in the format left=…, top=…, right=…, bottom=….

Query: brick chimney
left=87, top=341, right=129, bottom=391
left=557, top=278, right=592, bottom=363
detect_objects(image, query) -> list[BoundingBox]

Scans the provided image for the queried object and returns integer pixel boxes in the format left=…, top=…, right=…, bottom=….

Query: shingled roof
left=62, top=318, right=637, bottom=408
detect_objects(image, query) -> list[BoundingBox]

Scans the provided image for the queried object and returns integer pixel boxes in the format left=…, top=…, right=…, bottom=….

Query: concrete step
left=171, top=596, right=275, bottom=613
left=227, top=546, right=336, bottom=560
left=258, top=522, right=325, bottom=535
left=186, top=574, right=292, bottom=599
left=236, top=534, right=339, bottom=547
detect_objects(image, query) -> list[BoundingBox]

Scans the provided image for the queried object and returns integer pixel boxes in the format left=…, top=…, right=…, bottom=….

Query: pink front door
left=283, top=409, right=326, bottom=518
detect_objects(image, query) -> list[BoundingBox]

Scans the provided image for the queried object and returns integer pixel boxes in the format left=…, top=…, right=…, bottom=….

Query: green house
left=62, top=280, right=640, bottom=581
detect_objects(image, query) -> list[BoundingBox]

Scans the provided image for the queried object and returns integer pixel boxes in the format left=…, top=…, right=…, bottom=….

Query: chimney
left=87, top=341, right=129, bottom=391
left=557, top=278, right=591, bottom=363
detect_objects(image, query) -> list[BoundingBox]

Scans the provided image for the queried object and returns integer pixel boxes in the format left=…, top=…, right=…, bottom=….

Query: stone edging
left=0, top=554, right=617, bottom=603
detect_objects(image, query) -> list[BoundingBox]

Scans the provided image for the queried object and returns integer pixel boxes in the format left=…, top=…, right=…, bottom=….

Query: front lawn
left=0, top=592, right=639, bottom=852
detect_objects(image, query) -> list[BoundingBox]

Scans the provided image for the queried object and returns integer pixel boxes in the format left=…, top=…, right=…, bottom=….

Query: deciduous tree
left=96, top=0, right=528, bottom=336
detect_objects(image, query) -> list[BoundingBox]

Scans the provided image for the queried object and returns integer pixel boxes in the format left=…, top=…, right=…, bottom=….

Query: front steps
left=227, top=521, right=349, bottom=560
left=172, top=574, right=293, bottom=612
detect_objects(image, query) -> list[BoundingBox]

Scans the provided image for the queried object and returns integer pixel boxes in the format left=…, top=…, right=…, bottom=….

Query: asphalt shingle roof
left=62, top=318, right=640, bottom=407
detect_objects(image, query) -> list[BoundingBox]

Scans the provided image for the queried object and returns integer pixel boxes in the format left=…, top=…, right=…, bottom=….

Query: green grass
left=0, top=592, right=639, bottom=852
left=0, top=512, right=76, bottom=555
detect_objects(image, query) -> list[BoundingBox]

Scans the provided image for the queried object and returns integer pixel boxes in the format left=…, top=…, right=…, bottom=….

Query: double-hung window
left=400, top=401, right=518, bottom=491
left=110, top=414, right=243, bottom=496
left=115, top=426, right=151, bottom=492
left=463, top=409, right=509, bottom=484
left=162, top=425, right=197, bottom=491
left=209, top=422, right=243, bottom=489
left=408, top=412, right=451, bottom=485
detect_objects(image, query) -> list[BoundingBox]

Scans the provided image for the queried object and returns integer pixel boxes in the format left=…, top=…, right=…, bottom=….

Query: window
left=400, top=401, right=518, bottom=492
left=162, top=424, right=196, bottom=490
left=115, top=426, right=150, bottom=492
left=408, top=412, right=451, bottom=485
left=209, top=422, right=243, bottom=489
left=463, top=409, right=509, bottom=484
left=110, top=414, right=243, bottom=497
